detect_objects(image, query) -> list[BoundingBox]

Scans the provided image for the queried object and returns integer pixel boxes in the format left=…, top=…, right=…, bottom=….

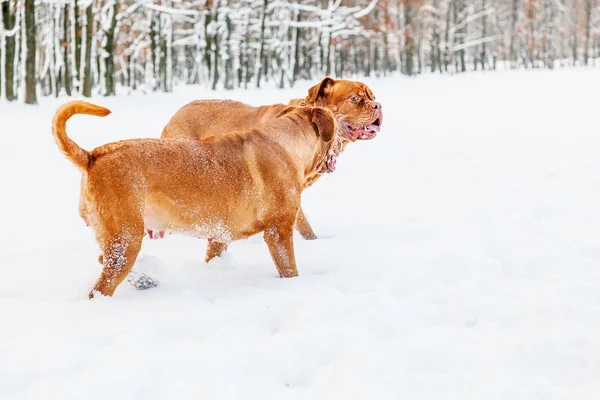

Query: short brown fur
left=161, top=78, right=383, bottom=243
left=53, top=101, right=337, bottom=298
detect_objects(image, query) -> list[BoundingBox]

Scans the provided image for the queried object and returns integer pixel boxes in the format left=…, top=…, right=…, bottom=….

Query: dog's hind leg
left=295, top=206, right=317, bottom=240
left=89, top=217, right=144, bottom=298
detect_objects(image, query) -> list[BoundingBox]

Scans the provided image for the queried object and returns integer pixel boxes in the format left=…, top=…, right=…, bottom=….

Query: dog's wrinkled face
left=305, top=77, right=383, bottom=142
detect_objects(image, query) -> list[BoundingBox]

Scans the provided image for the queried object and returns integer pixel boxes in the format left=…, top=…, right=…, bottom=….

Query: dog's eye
left=350, top=96, right=360, bottom=103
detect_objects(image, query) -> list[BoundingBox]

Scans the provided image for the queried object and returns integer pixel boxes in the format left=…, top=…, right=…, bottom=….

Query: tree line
left=0, top=0, right=597, bottom=104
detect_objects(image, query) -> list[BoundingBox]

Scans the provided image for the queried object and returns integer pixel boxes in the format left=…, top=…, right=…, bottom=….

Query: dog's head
left=302, top=77, right=383, bottom=142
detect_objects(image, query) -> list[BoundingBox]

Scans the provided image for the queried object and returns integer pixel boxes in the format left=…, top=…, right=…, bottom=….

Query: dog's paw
left=127, top=272, right=159, bottom=290
left=301, top=233, right=318, bottom=240
left=88, top=289, right=104, bottom=299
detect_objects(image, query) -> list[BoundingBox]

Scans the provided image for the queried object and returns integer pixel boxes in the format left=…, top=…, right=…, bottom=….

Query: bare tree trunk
left=324, top=32, right=332, bottom=76
left=338, top=43, right=344, bottom=77
left=453, top=0, right=460, bottom=71
left=444, top=0, right=452, bottom=72
left=224, top=14, right=233, bottom=90
left=2, top=1, right=16, bottom=100
left=509, top=0, right=519, bottom=67
left=306, top=46, right=313, bottom=80
left=430, top=23, right=438, bottom=73
left=149, top=12, right=158, bottom=89
left=207, top=1, right=219, bottom=91
left=158, top=15, right=164, bottom=90
left=457, top=0, right=466, bottom=72
left=481, top=0, right=487, bottom=70
left=81, top=2, right=93, bottom=97
left=404, top=0, right=415, bottom=75
left=0, top=6, right=3, bottom=98
left=291, top=9, right=300, bottom=85
left=51, top=2, right=58, bottom=97
left=62, top=4, right=72, bottom=96
left=430, top=0, right=441, bottom=73
left=526, top=0, right=536, bottom=67
left=242, top=12, right=250, bottom=89
left=255, top=0, right=268, bottom=88
left=584, top=0, right=591, bottom=65
left=24, top=0, right=36, bottom=104
left=160, top=16, right=169, bottom=91
left=210, top=16, right=220, bottom=91
left=594, top=33, right=600, bottom=65
left=95, top=12, right=102, bottom=90
left=572, top=24, right=578, bottom=65
left=374, top=35, right=381, bottom=76
left=365, top=36, right=371, bottom=76
left=104, top=0, right=118, bottom=96
left=130, top=48, right=137, bottom=90
left=383, top=5, right=391, bottom=76
left=541, top=0, right=555, bottom=69
left=73, top=0, right=81, bottom=88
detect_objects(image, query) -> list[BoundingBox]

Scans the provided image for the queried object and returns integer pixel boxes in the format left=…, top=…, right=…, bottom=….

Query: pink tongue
left=368, top=124, right=381, bottom=133
left=359, top=129, right=377, bottom=140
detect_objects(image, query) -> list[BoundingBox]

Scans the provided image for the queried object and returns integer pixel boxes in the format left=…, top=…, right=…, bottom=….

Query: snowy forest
left=0, top=0, right=598, bottom=103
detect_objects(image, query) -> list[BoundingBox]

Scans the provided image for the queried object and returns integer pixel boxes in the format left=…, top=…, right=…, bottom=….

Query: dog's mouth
left=342, top=116, right=382, bottom=141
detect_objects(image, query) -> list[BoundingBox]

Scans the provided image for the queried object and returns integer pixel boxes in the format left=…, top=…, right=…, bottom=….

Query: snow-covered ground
left=1, top=69, right=600, bottom=399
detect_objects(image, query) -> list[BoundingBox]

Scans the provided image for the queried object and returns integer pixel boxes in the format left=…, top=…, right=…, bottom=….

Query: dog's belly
left=143, top=204, right=170, bottom=233
left=144, top=202, right=225, bottom=240
left=143, top=196, right=260, bottom=242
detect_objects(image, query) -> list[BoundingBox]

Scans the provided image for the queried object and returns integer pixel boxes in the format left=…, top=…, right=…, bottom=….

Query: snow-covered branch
left=0, top=0, right=592, bottom=101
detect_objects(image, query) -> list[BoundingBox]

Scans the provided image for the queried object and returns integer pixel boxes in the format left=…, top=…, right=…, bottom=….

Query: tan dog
left=161, top=77, right=383, bottom=242
left=52, top=101, right=337, bottom=298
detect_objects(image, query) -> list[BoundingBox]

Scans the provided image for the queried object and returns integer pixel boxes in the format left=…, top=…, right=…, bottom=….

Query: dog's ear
left=287, top=98, right=305, bottom=106
left=275, top=106, right=297, bottom=119
left=311, top=107, right=335, bottom=143
left=306, top=77, right=335, bottom=104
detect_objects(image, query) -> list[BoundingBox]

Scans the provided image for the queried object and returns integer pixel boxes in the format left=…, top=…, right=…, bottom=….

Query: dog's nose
left=372, top=102, right=382, bottom=110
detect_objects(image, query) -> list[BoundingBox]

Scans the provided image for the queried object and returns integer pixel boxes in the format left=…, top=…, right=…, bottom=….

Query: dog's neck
left=260, top=114, right=329, bottom=183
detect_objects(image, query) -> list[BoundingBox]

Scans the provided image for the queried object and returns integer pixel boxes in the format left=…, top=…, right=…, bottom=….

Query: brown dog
left=161, top=77, right=383, bottom=242
left=52, top=101, right=337, bottom=298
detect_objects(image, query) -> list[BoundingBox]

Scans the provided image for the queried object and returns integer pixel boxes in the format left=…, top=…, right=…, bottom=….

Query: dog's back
left=161, top=99, right=287, bottom=140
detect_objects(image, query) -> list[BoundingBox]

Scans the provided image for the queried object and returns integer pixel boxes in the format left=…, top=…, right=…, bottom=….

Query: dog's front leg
left=205, top=240, right=229, bottom=263
left=264, top=217, right=298, bottom=278
left=295, top=206, right=317, bottom=240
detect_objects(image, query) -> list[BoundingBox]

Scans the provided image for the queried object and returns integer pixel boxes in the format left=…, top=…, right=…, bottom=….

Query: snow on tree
left=0, top=0, right=596, bottom=102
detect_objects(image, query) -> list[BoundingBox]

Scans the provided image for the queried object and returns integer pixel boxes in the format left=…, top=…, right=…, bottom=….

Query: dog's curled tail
left=52, top=100, right=111, bottom=172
